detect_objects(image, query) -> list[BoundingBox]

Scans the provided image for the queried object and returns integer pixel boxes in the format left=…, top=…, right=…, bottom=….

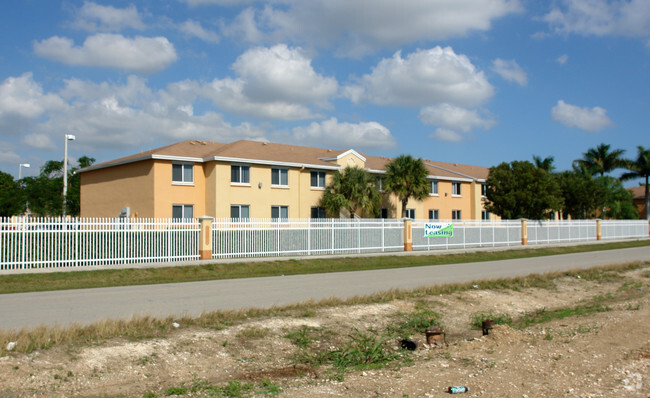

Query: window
left=311, top=171, right=326, bottom=188
left=429, top=209, right=439, bottom=220
left=380, top=208, right=388, bottom=219
left=172, top=163, right=193, bottom=184
left=452, top=182, right=461, bottom=196
left=376, top=177, right=384, bottom=192
left=272, top=168, right=288, bottom=186
left=172, top=204, right=193, bottom=219
left=230, top=205, right=250, bottom=220
left=231, top=165, right=250, bottom=184
left=405, top=209, right=415, bottom=219
left=481, top=183, right=487, bottom=197
left=311, top=206, right=327, bottom=219
left=452, top=210, right=462, bottom=220
left=271, top=205, right=288, bottom=220
left=430, top=180, right=438, bottom=195
left=482, top=210, right=490, bottom=220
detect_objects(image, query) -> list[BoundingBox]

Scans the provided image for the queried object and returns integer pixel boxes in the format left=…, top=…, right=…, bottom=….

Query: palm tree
left=384, top=155, right=430, bottom=218
left=575, top=143, right=626, bottom=177
left=532, top=155, right=555, bottom=173
left=320, top=166, right=380, bottom=218
left=621, top=145, right=650, bottom=220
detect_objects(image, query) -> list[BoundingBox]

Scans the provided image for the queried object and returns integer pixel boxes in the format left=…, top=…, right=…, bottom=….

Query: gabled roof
left=78, top=139, right=490, bottom=181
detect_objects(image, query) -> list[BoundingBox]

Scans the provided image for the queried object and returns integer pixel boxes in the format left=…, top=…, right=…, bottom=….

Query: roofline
left=319, top=149, right=367, bottom=163
left=424, top=162, right=482, bottom=181
left=209, top=156, right=341, bottom=170
left=366, top=168, right=479, bottom=182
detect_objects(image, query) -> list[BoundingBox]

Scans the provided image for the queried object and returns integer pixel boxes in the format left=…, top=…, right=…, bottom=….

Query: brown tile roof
left=79, top=139, right=489, bottom=181
left=628, top=186, right=647, bottom=199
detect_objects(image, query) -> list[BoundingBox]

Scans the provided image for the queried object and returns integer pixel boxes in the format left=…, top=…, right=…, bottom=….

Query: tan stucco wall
left=152, top=160, right=206, bottom=218
left=80, top=160, right=155, bottom=218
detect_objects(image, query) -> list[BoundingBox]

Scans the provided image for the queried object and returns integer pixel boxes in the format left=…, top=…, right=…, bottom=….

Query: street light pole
left=18, top=163, right=30, bottom=180
left=63, top=134, right=76, bottom=217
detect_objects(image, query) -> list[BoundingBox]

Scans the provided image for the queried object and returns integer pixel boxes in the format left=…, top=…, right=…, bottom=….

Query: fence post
left=198, top=216, right=214, bottom=260
left=403, top=218, right=413, bottom=251
left=521, top=219, right=528, bottom=245
left=596, top=219, right=602, bottom=241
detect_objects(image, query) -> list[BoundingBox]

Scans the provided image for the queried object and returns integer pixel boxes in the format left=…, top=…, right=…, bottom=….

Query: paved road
left=1, top=246, right=649, bottom=330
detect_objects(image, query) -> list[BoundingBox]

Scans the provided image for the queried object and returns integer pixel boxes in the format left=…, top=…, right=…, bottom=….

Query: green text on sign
left=424, top=223, right=454, bottom=238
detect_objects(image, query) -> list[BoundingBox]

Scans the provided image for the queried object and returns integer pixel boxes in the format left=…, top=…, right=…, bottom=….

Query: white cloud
left=0, top=141, right=21, bottom=166
left=543, top=0, right=650, bottom=37
left=287, top=118, right=396, bottom=150
left=0, top=73, right=64, bottom=135
left=492, top=58, right=527, bottom=86
left=344, top=47, right=493, bottom=108
left=420, top=104, right=496, bottom=142
left=557, top=54, right=569, bottom=65
left=22, top=134, right=56, bottom=150
left=33, top=34, right=177, bottom=73
left=179, top=20, right=220, bottom=43
left=551, top=100, right=613, bottom=132
left=223, top=0, right=522, bottom=56
left=186, top=44, right=337, bottom=120
left=71, top=2, right=145, bottom=32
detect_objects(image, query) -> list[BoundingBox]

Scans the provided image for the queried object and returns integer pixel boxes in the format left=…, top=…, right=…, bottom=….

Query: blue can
left=448, top=386, right=469, bottom=394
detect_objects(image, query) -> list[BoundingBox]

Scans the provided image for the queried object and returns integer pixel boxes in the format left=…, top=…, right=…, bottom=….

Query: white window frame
left=231, top=164, right=250, bottom=185
left=482, top=210, right=490, bottom=220
left=429, top=209, right=439, bottom=220
left=452, top=182, right=462, bottom=196
left=311, top=171, right=326, bottom=189
left=481, top=183, right=487, bottom=197
left=271, top=205, right=289, bottom=221
left=376, top=177, right=384, bottom=192
left=430, top=179, right=438, bottom=195
left=452, top=210, right=462, bottom=220
left=405, top=209, right=415, bottom=219
left=172, top=204, right=194, bottom=219
left=230, top=204, right=250, bottom=220
left=271, top=168, right=289, bottom=187
left=172, top=163, right=193, bottom=185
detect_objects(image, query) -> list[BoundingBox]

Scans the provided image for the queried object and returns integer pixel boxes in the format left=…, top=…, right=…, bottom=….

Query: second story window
left=272, top=168, right=288, bottom=186
left=430, top=180, right=438, bottom=195
left=311, top=171, right=326, bottom=188
left=376, top=177, right=384, bottom=192
left=172, top=163, right=193, bottom=184
left=452, top=182, right=461, bottom=196
left=482, top=183, right=488, bottom=197
left=231, top=165, right=250, bottom=184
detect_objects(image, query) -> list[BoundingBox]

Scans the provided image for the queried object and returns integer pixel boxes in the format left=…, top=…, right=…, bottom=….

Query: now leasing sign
left=424, top=223, right=454, bottom=238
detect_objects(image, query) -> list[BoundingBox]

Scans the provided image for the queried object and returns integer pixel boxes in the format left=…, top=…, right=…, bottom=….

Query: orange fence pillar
left=403, top=218, right=413, bottom=251
left=198, top=216, right=214, bottom=260
left=596, top=219, right=602, bottom=241
left=521, top=219, right=528, bottom=245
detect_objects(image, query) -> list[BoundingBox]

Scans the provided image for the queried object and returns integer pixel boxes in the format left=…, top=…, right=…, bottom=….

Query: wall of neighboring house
left=80, top=160, right=156, bottom=218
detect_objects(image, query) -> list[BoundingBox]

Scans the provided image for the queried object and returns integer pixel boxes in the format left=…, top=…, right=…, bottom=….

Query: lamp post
left=63, top=134, right=76, bottom=217
left=18, top=163, right=30, bottom=180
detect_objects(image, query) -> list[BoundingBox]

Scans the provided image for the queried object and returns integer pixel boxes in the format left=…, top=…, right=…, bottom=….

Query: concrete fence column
left=521, top=219, right=528, bottom=245
left=403, top=218, right=413, bottom=251
left=596, top=219, right=602, bottom=241
left=198, top=216, right=214, bottom=260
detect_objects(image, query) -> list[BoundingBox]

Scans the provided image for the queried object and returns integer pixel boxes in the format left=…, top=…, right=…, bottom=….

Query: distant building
left=78, top=140, right=494, bottom=220
left=628, top=186, right=648, bottom=220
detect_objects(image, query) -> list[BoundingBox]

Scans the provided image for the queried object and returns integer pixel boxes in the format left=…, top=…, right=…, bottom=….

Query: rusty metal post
left=521, top=218, right=528, bottom=245
left=198, top=216, right=213, bottom=260
left=596, top=218, right=602, bottom=241
left=403, top=218, right=413, bottom=251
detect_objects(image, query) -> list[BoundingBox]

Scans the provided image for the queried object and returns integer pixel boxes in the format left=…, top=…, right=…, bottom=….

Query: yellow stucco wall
left=80, top=160, right=156, bottom=218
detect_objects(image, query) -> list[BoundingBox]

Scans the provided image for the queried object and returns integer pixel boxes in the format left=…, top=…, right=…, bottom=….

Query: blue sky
left=1, top=0, right=648, bottom=186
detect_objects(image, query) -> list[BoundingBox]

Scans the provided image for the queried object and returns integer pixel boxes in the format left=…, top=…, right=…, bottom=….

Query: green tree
left=532, top=155, right=555, bottom=173
left=620, top=145, right=650, bottom=220
left=383, top=155, right=430, bottom=218
left=320, top=166, right=381, bottom=218
left=23, top=161, right=64, bottom=216
left=0, top=171, right=23, bottom=217
left=574, top=143, right=626, bottom=177
left=598, top=176, right=638, bottom=219
left=484, top=160, right=563, bottom=220
left=66, top=156, right=96, bottom=216
left=555, top=171, right=604, bottom=219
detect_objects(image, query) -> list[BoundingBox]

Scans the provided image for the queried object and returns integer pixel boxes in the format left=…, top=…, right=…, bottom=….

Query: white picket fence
left=0, top=217, right=648, bottom=270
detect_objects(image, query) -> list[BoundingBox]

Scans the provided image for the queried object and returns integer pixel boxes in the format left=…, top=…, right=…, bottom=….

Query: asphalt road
left=1, top=246, right=649, bottom=331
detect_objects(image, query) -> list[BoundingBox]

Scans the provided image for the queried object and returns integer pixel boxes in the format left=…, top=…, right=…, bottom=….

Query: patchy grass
left=1, top=240, right=648, bottom=294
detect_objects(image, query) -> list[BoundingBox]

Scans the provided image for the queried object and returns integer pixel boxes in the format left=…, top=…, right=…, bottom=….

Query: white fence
left=412, top=220, right=523, bottom=250
left=211, top=218, right=404, bottom=258
left=0, top=217, right=648, bottom=270
left=0, top=217, right=199, bottom=270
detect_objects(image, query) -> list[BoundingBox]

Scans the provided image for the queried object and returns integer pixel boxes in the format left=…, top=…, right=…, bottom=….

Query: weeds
left=515, top=303, right=610, bottom=329
left=470, top=311, right=513, bottom=330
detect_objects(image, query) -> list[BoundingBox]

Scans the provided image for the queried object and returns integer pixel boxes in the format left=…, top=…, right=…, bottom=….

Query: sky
left=0, top=0, right=648, bottom=186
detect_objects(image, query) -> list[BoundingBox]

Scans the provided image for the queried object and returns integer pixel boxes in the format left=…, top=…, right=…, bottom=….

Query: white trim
left=319, top=149, right=366, bottom=163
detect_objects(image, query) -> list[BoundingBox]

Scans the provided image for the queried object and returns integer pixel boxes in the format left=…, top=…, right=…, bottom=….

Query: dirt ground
left=1, top=265, right=648, bottom=398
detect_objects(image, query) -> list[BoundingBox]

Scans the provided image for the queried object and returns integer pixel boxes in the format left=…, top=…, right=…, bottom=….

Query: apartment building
left=78, top=140, right=493, bottom=220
